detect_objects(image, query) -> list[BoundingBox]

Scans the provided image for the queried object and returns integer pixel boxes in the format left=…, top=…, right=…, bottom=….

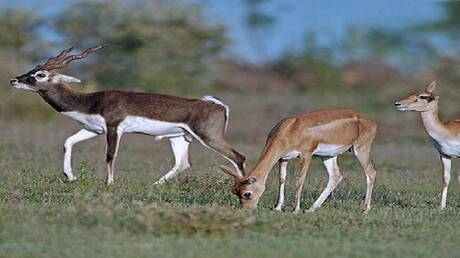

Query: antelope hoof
left=106, top=178, right=114, bottom=186
left=67, top=175, right=78, bottom=182
left=363, top=209, right=370, bottom=214
left=291, top=208, right=301, bottom=214
left=153, top=179, right=165, bottom=186
left=304, top=208, right=316, bottom=213
left=272, top=206, right=283, bottom=212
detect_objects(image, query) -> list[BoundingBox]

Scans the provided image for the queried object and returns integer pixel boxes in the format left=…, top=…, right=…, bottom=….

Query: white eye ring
left=36, top=73, right=46, bottom=78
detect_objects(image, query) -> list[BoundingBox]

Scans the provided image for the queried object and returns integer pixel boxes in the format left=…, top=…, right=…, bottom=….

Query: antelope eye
left=419, top=96, right=428, bottom=100
left=36, top=73, right=46, bottom=78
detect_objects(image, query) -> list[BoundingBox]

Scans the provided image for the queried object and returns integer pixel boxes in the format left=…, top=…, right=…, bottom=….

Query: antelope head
left=9, top=45, right=106, bottom=92
left=220, top=165, right=265, bottom=210
left=395, top=81, right=439, bottom=112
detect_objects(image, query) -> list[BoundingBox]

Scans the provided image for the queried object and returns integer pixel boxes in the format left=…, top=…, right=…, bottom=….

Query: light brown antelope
left=221, top=109, right=378, bottom=213
left=9, top=45, right=246, bottom=185
left=395, top=81, right=459, bottom=209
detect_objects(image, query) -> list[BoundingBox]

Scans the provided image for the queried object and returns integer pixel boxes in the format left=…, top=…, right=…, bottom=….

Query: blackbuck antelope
left=9, top=45, right=246, bottom=185
left=221, top=110, right=378, bottom=213
left=395, top=81, right=459, bottom=209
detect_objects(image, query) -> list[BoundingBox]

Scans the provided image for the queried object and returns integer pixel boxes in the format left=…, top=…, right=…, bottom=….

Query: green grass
left=1, top=168, right=459, bottom=258
left=1, top=91, right=460, bottom=258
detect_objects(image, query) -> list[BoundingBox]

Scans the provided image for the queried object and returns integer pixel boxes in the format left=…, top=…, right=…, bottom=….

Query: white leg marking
left=440, top=156, right=451, bottom=210
left=274, top=160, right=288, bottom=211
left=307, top=156, right=342, bottom=212
left=106, top=127, right=123, bottom=185
left=63, top=129, right=98, bottom=182
left=363, top=163, right=376, bottom=213
left=154, top=136, right=190, bottom=185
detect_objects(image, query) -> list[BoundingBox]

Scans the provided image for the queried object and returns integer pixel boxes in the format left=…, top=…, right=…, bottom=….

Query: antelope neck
left=249, top=145, right=282, bottom=183
left=420, top=102, right=447, bottom=138
left=39, top=83, right=88, bottom=113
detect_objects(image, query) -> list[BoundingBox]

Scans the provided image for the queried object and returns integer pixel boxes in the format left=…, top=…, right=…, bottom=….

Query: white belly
left=61, top=111, right=106, bottom=134
left=281, top=144, right=350, bottom=160
left=432, top=138, right=460, bottom=157
left=120, top=116, right=186, bottom=136
left=282, top=151, right=300, bottom=160
left=313, top=143, right=350, bottom=157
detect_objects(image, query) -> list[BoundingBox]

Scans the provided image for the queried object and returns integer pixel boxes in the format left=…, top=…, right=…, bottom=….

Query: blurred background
left=2, top=0, right=460, bottom=146
left=2, top=2, right=460, bottom=255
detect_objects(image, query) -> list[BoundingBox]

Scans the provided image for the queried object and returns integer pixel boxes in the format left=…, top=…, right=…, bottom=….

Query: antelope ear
left=53, top=73, right=81, bottom=83
left=219, top=165, right=241, bottom=178
left=426, top=81, right=436, bottom=93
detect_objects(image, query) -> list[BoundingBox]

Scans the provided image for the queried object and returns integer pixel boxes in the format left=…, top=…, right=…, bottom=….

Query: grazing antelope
left=9, top=45, right=245, bottom=185
left=221, top=109, right=378, bottom=213
left=395, top=81, right=459, bottom=209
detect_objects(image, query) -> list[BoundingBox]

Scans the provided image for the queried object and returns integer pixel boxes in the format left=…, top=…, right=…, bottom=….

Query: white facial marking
left=396, top=106, right=408, bottom=111
left=11, top=82, right=37, bottom=91
left=33, top=71, right=50, bottom=82
left=61, top=111, right=107, bottom=134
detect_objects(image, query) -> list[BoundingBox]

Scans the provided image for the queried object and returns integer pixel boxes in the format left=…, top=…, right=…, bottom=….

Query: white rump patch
left=201, top=95, right=229, bottom=130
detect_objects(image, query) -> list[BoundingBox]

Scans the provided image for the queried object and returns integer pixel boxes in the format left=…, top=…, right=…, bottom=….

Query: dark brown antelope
left=10, top=45, right=246, bottom=185
left=221, top=109, right=378, bottom=213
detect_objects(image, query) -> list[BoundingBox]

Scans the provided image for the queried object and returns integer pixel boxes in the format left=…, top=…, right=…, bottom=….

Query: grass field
left=0, top=91, right=459, bottom=258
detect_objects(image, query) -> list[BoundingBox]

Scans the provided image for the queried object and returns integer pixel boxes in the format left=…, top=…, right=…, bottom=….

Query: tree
left=54, top=0, right=228, bottom=93
left=0, top=9, right=39, bottom=50
left=411, top=0, right=460, bottom=55
left=0, top=8, right=47, bottom=61
left=415, top=1, right=460, bottom=41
